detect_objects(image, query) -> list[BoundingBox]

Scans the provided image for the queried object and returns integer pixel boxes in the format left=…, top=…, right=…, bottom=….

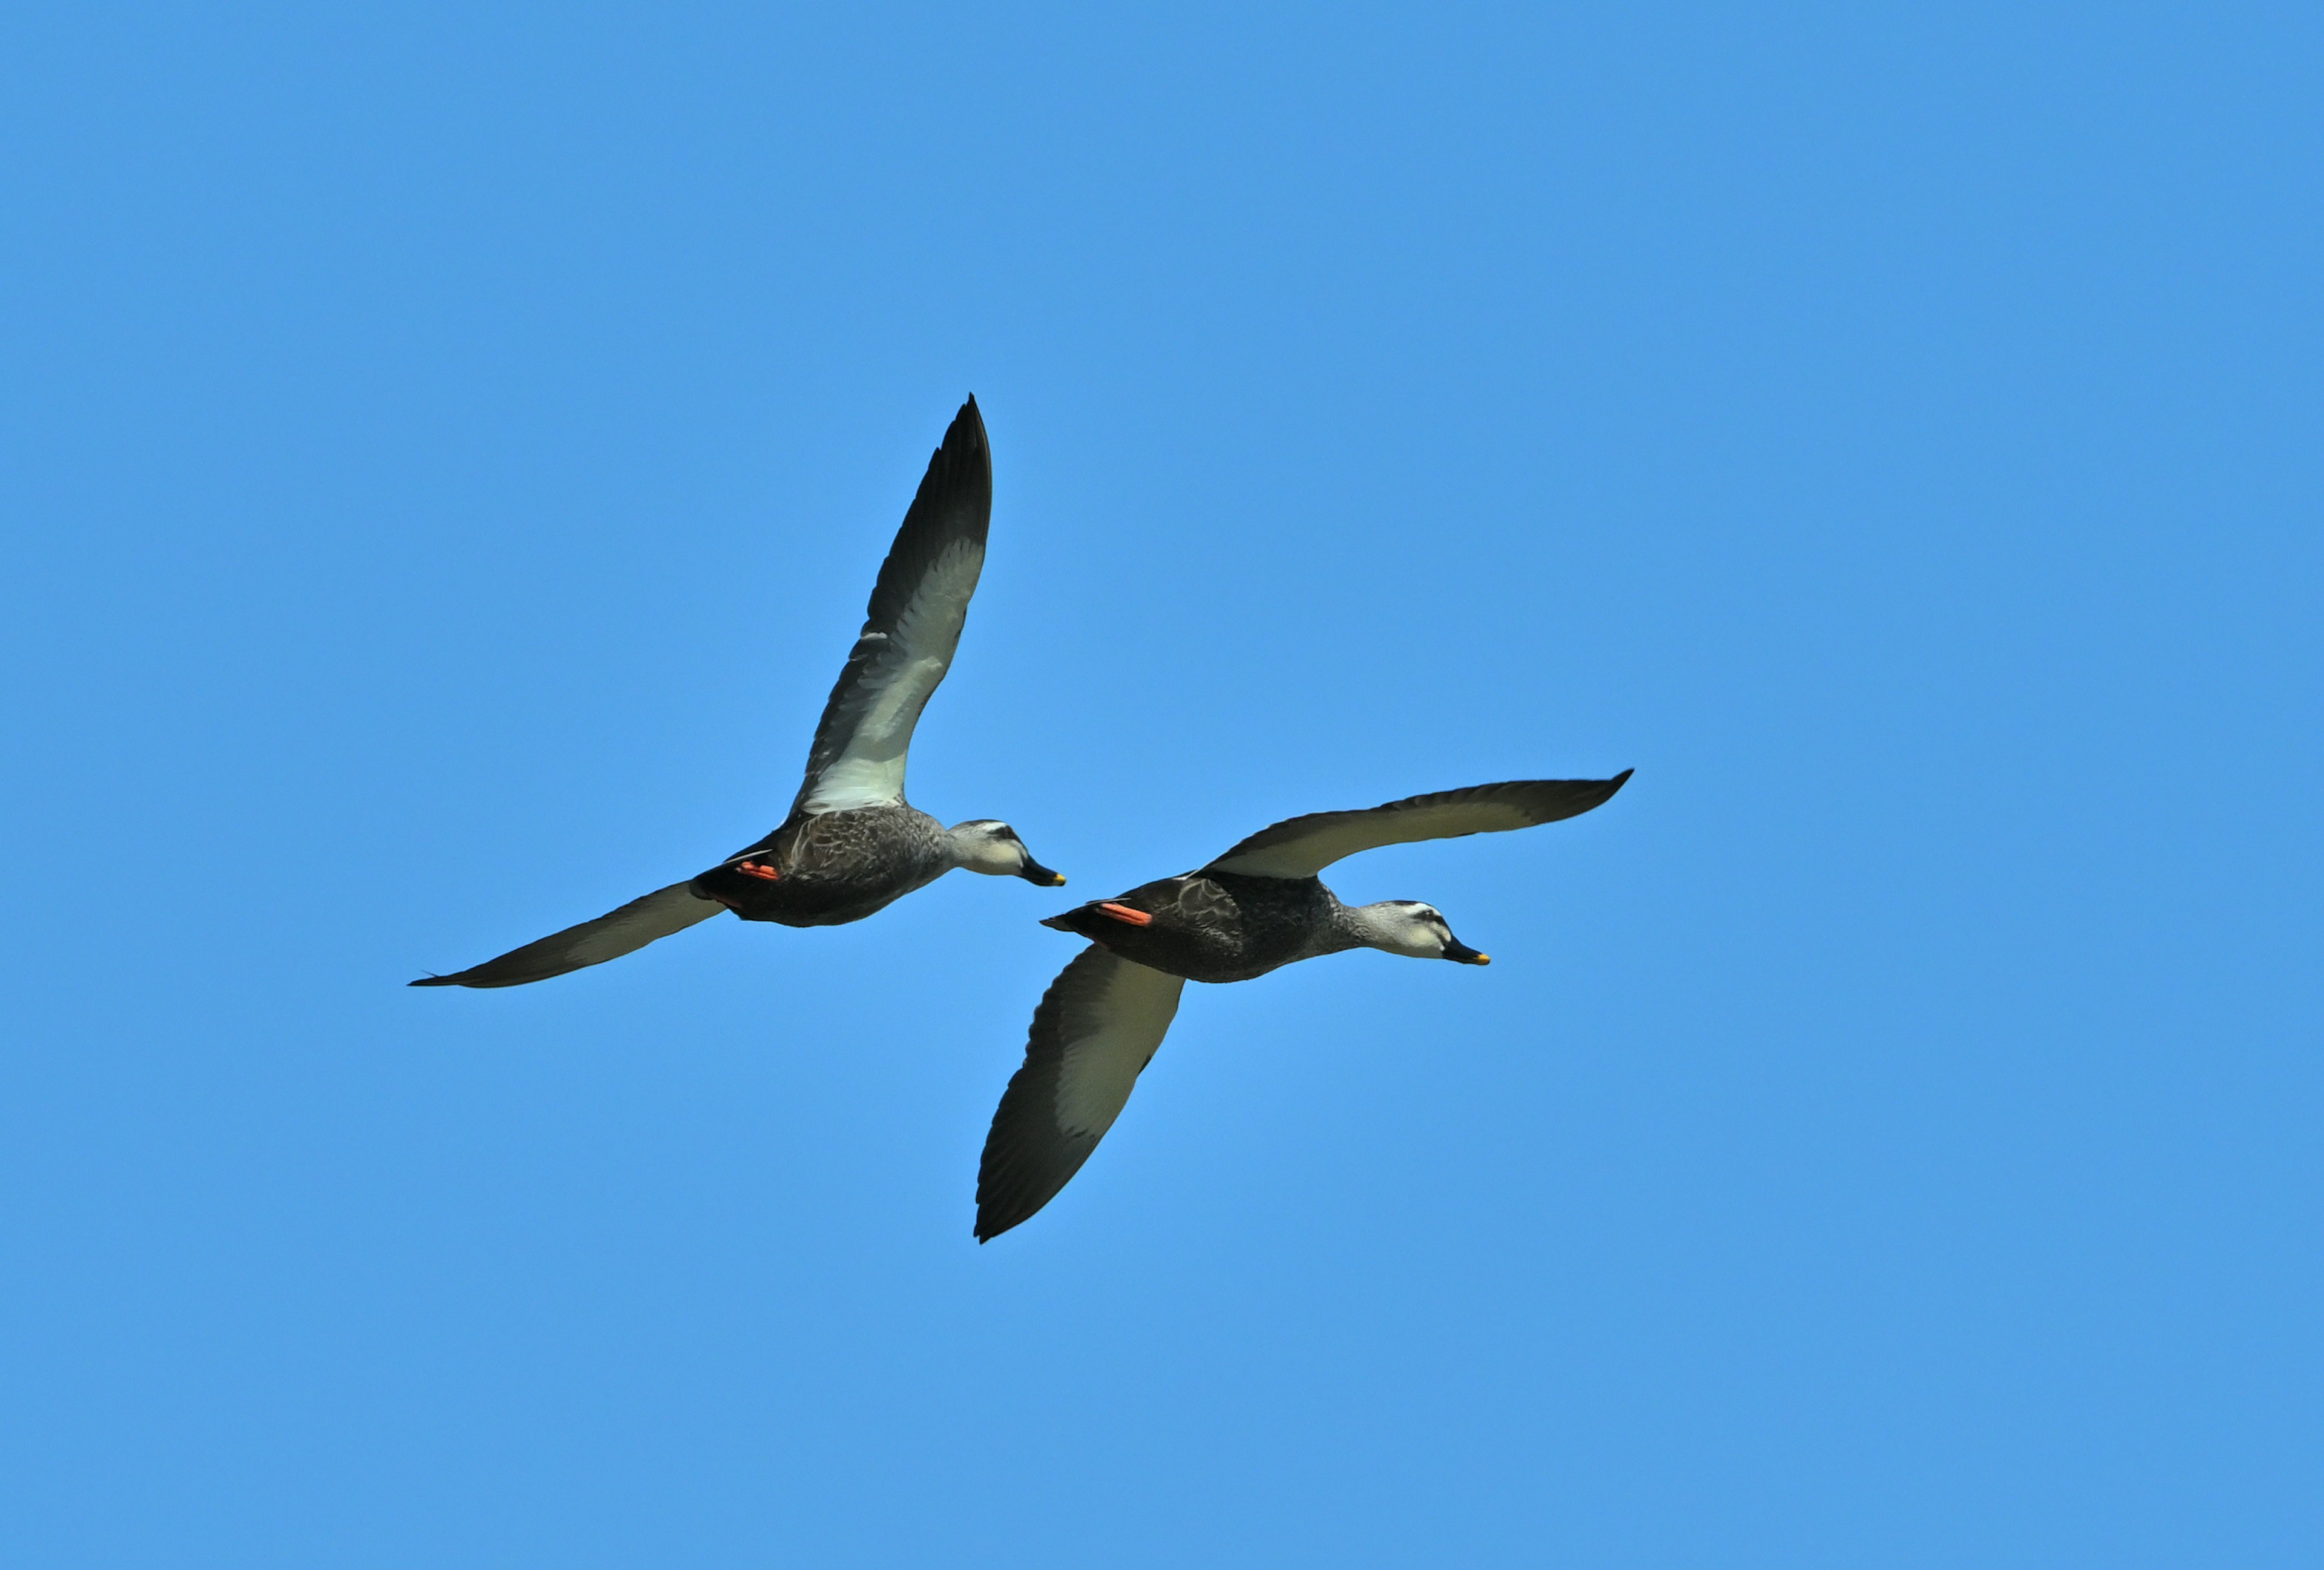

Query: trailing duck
left=974, top=773, right=1632, bottom=1240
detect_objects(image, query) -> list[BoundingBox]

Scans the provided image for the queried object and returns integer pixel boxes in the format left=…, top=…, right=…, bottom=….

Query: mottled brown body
left=1042, top=870, right=1355, bottom=984
left=692, top=803, right=957, bottom=927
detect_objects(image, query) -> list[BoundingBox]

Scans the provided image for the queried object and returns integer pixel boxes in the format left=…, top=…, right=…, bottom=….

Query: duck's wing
left=792, top=396, right=993, bottom=816
left=1204, top=771, right=1633, bottom=879
left=408, top=882, right=724, bottom=989
left=975, top=946, right=1187, bottom=1241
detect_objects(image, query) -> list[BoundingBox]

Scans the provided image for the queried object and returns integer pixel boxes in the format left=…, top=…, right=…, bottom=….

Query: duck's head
left=1351, top=900, right=1491, bottom=965
left=949, top=820, right=1067, bottom=886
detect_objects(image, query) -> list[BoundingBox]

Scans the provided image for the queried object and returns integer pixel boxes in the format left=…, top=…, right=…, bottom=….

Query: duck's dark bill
left=1020, top=862, right=1068, bottom=887
left=1443, top=940, right=1491, bottom=965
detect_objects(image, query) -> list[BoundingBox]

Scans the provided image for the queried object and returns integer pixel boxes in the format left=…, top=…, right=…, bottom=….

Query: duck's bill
left=1019, top=861, right=1068, bottom=887
left=1443, top=939, right=1491, bottom=965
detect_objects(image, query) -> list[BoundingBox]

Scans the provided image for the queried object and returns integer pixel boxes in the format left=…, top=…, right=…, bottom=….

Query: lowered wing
left=408, top=881, right=724, bottom=989
left=1205, top=772, right=1633, bottom=880
left=974, top=945, right=1187, bottom=1241
left=792, top=396, right=993, bottom=816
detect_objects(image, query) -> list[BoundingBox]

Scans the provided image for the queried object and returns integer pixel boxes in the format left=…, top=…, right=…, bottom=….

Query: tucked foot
left=735, top=861, right=781, bottom=882
left=1097, top=901, right=1154, bottom=927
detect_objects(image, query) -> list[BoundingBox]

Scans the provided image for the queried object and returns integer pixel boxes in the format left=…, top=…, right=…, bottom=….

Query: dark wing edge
left=408, top=881, right=724, bottom=989
left=790, top=396, right=993, bottom=816
left=1205, top=771, right=1634, bottom=879
left=974, top=946, right=1186, bottom=1242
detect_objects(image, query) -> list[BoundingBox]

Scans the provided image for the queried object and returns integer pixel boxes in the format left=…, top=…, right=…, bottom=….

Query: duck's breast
left=1054, top=873, right=1331, bottom=983
left=697, top=804, right=952, bottom=927
left=1197, top=872, right=1338, bottom=979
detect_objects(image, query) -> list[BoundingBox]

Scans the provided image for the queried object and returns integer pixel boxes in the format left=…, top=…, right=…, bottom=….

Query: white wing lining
left=1206, top=775, right=1633, bottom=879
left=1211, top=799, right=1545, bottom=878
left=798, top=536, right=984, bottom=813
left=1053, top=950, right=1186, bottom=1140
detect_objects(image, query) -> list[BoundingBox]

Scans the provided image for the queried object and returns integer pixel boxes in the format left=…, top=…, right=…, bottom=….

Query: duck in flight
left=973, top=772, right=1632, bottom=1240
left=412, top=395, right=1063, bottom=990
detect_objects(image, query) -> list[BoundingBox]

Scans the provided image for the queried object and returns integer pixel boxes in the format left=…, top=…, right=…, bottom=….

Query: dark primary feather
left=789, top=395, right=992, bottom=815
left=1205, top=772, right=1634, bottom=879
left=975, top=946, right=1186, bottom=1241
left=407, top=881, right=724, bottom=988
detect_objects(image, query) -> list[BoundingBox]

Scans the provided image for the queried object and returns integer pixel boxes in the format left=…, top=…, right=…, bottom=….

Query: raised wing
left=1206, top=771, right=1633, bottom=879
left=793, top=396, right=993, bottom=816
left=974, top=946, right=1187, bottom=1241
left=408, top=881, right=724, bottom=989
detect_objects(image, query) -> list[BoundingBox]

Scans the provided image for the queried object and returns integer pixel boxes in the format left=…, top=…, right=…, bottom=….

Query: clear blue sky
left=3, top=4, right=2317, bottom=1565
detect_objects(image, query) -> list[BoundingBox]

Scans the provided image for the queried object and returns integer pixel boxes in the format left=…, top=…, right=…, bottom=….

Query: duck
left=973, top=771, right=1632, bottom=1240
left=412, top=395, right=1064, bottom=990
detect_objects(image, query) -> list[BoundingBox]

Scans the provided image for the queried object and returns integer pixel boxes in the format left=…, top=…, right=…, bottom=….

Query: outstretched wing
left=975, top=946, right=1187, bottom=1241
left=793, top=396, right=993, bottom=816
left=408, top=882, right=724, bottom=989
left=1205, top=771, right=1633, bottom=880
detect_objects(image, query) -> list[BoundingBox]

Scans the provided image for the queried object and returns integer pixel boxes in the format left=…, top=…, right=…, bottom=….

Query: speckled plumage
left=1040, top=870, right=1361, bottom=983
left=691, top=803, right=958, bottom=927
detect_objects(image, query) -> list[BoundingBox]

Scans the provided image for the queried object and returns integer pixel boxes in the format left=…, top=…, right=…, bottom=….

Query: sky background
left=3, top=3, right=2319, bottom=1565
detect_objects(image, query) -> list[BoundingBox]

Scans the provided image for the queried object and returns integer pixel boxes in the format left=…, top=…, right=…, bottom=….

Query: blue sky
left=3, top=3, right=2317, bottom=1564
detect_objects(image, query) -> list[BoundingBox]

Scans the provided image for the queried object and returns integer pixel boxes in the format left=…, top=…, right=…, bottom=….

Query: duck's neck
left=1325, top=899, right=1444, bottom=961
left=942, top=824, right=981, bottom=873
left=1327, top=900, right=1388, bottom=952
left=1317, top=894, right=1414, bottom=957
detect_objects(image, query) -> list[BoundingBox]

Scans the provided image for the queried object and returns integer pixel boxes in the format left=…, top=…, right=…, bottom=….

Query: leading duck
left=974, top=772, right=1632, bottom=1240
left=413, top=395, right=1063, bottom=990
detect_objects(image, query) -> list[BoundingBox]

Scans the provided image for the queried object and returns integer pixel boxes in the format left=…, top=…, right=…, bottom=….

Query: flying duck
left=412, top=395, right=1063, bottom=990
left=973, top=772, right=1632, bottom=1240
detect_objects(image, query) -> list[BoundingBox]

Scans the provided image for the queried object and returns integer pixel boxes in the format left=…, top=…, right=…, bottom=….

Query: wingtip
left=407, top=974, right=455, bottom=987
left=1609, top=767, right=1635, bottom=787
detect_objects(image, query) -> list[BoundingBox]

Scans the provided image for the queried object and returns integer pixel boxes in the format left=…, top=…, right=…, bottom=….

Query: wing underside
left=975, top=945, right=1186, bottom=1241
left=409, top=881, right=725, bottom=989
left=1205, top=772, right=1633, bottom=879
left=792, top=396, right=993, bottom=816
